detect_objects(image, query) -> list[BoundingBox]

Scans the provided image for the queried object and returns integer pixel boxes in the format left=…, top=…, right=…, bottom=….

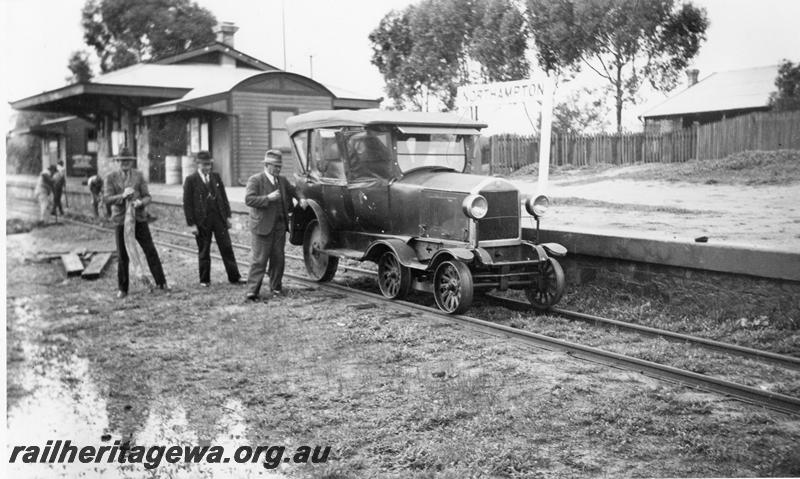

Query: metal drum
left=164, top=155, right=181, bottom=185
left=181, top=155, right=195, bottom=183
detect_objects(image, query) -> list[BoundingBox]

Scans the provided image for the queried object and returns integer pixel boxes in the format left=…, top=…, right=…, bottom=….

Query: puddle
left=7, top=299, right=286, bottom=478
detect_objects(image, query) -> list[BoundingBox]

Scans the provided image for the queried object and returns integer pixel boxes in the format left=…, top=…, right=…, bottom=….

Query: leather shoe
left=230, top=278, right=247, bottom=285
left=157, top=284, right=172, bottom=292
left=116, top=291, right=127, bottom=299
left=200, top=282, right=210, bottom=288
left=244, top=294, right=258, bottom=303
left=271, top=288, right=286, bottom=297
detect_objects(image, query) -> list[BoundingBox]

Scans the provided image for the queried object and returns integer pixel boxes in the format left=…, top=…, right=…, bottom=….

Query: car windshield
left=395, top=132, right=467, bottom=173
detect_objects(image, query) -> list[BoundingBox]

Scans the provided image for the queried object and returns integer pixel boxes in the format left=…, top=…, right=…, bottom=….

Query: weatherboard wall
left=231, top=91, right=332, bottom=183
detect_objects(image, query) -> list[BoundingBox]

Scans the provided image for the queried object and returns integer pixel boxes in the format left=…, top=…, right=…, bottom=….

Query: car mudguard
left=522, top=241, right=567, bottom=259
left=427, top=248, right=475, bottom=271
left=541, top=242, right=567, bottom=257
left=291, top=199, right=333, bottom=247
left=364, top=238, right=427, bottom=271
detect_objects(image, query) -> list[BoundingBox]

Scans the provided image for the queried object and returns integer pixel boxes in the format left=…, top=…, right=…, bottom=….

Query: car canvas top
left=286, top=109, right=488, bottom=136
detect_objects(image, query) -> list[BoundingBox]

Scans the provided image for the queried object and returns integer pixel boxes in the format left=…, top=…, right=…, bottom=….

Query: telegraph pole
left=281, top=0, right=287, bottom=70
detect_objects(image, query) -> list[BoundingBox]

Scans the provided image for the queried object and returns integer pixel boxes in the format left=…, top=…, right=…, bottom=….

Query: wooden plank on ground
left=81, top=252, right=113, bottom=280
left=60, top=253, right=84, bottom=277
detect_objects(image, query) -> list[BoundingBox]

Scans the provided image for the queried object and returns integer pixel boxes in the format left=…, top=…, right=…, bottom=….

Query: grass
left=616, top=150, right=800, bottom=185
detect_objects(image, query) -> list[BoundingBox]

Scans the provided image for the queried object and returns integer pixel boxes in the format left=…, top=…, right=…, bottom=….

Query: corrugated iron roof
left=12, top=62, right=380, bottom=115
left=95, top=63, right=262, bottom=90
left=642, top=65, right=778, bottom=118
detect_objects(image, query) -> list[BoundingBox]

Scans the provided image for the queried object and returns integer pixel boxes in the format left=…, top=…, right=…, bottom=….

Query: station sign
left=458, top=79, right=544, bottom=106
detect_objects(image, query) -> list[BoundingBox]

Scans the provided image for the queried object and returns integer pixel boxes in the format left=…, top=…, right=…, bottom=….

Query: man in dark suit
left=183, top=150, right=242, bottom=286
left=104, top=148, right=168, bottom=298
left=244, top=149, right=304, bottom=302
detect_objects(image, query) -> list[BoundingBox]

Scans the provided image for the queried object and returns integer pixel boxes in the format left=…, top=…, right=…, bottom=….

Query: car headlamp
left=525, top=195, right=549, bottom=218
left=462, top=194, right=488, bottom=220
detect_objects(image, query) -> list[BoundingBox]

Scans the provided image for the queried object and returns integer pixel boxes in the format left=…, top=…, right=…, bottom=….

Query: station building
left=10, top=22, right=381, bottom=186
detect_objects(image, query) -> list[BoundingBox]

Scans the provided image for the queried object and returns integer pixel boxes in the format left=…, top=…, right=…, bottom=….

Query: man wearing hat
left=104, top=148, right=168, bottom=298
left=244, top=149, right=303, bottom=301
left=183, top=150, right=242, bottom=286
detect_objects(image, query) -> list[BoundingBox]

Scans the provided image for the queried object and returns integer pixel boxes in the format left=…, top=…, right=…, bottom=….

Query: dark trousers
left=115, top=222, right=167, bottom=293
left=52, top=188, right=64, bottom=215
left=246, top=226, right=286, bottom=297
left=196, top=215, right=240, bottom=283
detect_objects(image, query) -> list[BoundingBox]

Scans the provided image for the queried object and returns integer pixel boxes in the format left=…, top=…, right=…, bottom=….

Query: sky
left=2, top=0, right=800, bottom=141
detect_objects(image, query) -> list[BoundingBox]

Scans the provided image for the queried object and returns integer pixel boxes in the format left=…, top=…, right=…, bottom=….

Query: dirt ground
left=6, top=217, right=800, bottom=478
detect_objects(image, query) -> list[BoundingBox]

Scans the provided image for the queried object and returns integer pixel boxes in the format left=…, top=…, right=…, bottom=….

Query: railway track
left=9, top=204, right=800, bottom=416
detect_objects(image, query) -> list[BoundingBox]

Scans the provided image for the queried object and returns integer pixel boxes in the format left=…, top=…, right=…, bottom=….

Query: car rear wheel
left=377, top=251, right=412, bottom=300
left=303, top=219, right=338, bottom=282
left=525, top=258, right=565, bottom=310
left=433, top=260, right=474, bottom=314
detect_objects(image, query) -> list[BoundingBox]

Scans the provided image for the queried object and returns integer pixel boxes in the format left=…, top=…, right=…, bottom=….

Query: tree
left=370, top=0, right=528, bottom=111
left=6, top=112, right=62, bottom=175
left=769, top=59, right=800, bottom=111
left=81, top=0, right=217, bottom=73
left=66, top=50, right=94, bottom=83
left=470, top=0, right=529, bottom=82
left=370, top=8, right=425, bottom=110
left=527, top=0, right=709, bottom=132
left=552, top=87, right=612, bottom=135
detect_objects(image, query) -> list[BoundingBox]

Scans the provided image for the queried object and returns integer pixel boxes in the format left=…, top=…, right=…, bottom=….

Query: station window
left=269, top=108, right=298, bottom=150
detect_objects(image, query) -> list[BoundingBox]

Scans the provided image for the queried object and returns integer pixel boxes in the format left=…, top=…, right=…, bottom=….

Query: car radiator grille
left=477, top=190, right=519, bottom=241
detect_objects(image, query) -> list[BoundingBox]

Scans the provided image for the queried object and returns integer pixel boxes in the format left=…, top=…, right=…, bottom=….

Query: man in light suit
left=244, top=149, right=303, bottom=302
left=104, top=148, right=168, bottom=298
left=183, top=151, right=243, bottom=287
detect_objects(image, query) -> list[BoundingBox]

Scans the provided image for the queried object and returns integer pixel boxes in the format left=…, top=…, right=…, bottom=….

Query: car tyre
left=303, top=219, right=338, bottom=282
left=525, top=257, right=565, bottom=310
left=377, top=251, right=412, bottom=300
left=433, top=260, right=474, bottom=314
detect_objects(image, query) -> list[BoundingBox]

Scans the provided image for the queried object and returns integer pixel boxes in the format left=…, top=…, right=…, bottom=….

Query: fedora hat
left=114, top=147, right=136, bottom=162
left=263, top=149, right=283, bottom=166
left=195, top=150, right=213, bottom=164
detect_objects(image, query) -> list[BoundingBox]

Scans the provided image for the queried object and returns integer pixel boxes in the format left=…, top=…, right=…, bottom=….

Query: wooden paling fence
left=697, top=110, right=800, bottom=159
left=485, top=129, right=696, bottom=174
left=485, top=110, right=800, bottom=174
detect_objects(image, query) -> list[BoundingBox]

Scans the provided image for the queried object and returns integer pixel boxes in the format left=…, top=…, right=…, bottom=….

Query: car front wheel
left=303, top=219, right=338, bottom=282
left=525, top=258, right=565, bottom=310
left=377, top=251, right=412, bottom=300
left=433, top=260, right=474, bottom=314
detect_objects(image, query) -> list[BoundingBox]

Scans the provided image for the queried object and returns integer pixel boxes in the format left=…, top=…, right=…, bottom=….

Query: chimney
left=686, top=68, right=699, bottom=87
left=213, top=22, right=239, bottom=48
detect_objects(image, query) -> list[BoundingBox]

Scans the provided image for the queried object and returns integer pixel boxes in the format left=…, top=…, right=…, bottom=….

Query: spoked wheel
left=377, top=251, right=412, bottom=299
left=433, top=260, right=474, bottom=314
left=525, top=258, right=565, bottom=310
left=303, top=219, right=338, bottom=282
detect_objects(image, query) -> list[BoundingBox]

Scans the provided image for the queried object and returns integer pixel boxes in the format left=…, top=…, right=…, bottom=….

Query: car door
left=307, top=128, right=354, bottom=230
left=344, top=129, right=393, bottom=234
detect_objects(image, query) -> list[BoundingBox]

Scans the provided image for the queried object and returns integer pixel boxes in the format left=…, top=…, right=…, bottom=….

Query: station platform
left=7, top=172, right=800, bottom=282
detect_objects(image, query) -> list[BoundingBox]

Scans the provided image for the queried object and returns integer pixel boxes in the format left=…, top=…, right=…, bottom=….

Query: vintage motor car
left=286, top=109, right=567, bottom=314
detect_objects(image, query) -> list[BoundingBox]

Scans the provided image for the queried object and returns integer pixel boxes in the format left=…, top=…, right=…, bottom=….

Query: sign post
left=537, top=75, right=554, bottom=195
